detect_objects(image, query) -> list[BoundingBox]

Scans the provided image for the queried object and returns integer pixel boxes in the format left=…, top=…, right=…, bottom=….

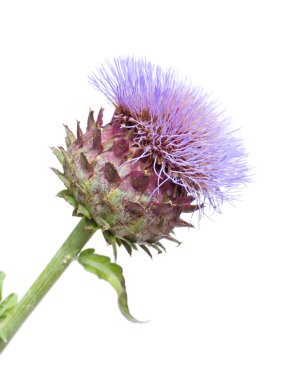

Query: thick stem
left=0, top=218, right=95, bottom=354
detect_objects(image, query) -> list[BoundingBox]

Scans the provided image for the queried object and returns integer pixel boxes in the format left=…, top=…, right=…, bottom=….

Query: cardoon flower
left=52, top=57, right=247, bottom=251
left=89, top=57, right=248, bottom=211
left=0, top=57, right=248, bottom=353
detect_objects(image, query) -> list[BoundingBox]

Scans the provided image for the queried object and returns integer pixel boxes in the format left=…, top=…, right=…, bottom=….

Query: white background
left=0, top=0, right=304, bottom=379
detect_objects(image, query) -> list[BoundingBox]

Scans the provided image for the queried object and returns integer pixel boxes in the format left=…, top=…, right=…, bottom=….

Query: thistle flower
left=90, top=57, right=248, bottom=209
left=52, top=57, right=248, bottom=254
left=0, top=58, right=249, bottom=352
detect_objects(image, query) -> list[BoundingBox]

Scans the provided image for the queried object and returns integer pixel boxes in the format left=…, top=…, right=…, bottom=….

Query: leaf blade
left=78, top=250, right=140, bottom=323
left=57, top=189, right=78, bottom=208
left=0, top=293, right=18, bottom=320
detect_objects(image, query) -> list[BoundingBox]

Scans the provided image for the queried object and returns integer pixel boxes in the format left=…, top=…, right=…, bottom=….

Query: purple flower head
left=89, top=57, right=248, bottom=211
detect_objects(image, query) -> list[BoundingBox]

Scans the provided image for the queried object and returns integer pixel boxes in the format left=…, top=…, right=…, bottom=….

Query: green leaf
left=0, top=293, right=18, bottom=321
left=164, top=235, right=182, bottom=246
left=57, top=189, right=78, bottom=208
left=120, top=239, right=133, bottom=256
left=0, top=272, right=18, bottom=329
left=84, top=219, right=99, bottom=232
left=51, top=167, right=70, bottom=188
left=102, top=230, right=113, bottom=244
left=96, top=217, right=111, bottom=231
left=119, top=236, right=138, bottom=251
left=0, top=328, right=7, bottom=343
left=148, top=243, right=163, bottom=254
left=102, top=230, right=120, bottom=260
left=79, top=248, right=95, bottom=255
left=63, top=124, right=76, bottom=147
left=78, top=250, right=140, bottom=322
left=51, top=146, right=65, bottom=165
left=139, top=244, right=153, bottom=259
left=153, top=241, right=167, bottom=253
left=76, top=203, right=91, bottom=219
left=0, top=272, right=5, bottom=302
left=112, top=239, right=118, bottom=261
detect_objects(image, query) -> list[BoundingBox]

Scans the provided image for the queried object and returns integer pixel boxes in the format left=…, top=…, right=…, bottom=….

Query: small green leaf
left=102, top=230, right=114, bottom=245
left=84, top=219, right=99, bottom=232
left=153, top=241, right=167, bottom=253
left=0, top=328, right=7, bottom=343
left=57, top=189, right=78, bottom=208
left=63, top=124, right=76, bottom=147
left=79, top=248, right=95, bottom=256
left=76, top=203, right=91, bottom=219
left=139, top=244, right=153, bottom=259
left=101, top=231, right=118, bottom=261
left=51, top=168, right=70, bottom=188
left=51, top=146, right=65, bottom=164
left=0, top=272, right=5, bottom=302
left=78, top=250, right=139, bottom=322
left=120, top=239, right=133, bottom=256
left=97, top=217, right=111, bottom=231
left=148, top=243, right=163, bottom=254
left=164, top=235, right=181, bottom=246
left=112, top=239, right=118, bottom=261
left=0, top=293, right=18, bottom=320
left=119, top=236, right=137, bottom=251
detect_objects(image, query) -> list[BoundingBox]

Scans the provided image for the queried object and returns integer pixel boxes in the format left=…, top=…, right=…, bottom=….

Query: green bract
left=52, top=109, right=195, bottom=258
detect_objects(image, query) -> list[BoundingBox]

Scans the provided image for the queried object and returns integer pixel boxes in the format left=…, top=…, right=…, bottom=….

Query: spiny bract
left=52, top=57, right=248, bottom=256
left=52, top=109, right=194, bottom=256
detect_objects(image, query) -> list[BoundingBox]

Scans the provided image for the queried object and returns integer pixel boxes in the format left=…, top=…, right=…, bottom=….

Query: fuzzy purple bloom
left=89, top=57, right=248, bottom=210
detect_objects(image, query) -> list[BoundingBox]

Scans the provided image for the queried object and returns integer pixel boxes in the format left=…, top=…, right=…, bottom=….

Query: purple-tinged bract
left=89, top=57, right=248, bottom=210
left=52, top=57, right=249, bottom=256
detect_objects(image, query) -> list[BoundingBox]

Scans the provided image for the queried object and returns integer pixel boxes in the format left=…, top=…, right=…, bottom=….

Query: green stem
left=0, top=218, right=95, bottom=354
